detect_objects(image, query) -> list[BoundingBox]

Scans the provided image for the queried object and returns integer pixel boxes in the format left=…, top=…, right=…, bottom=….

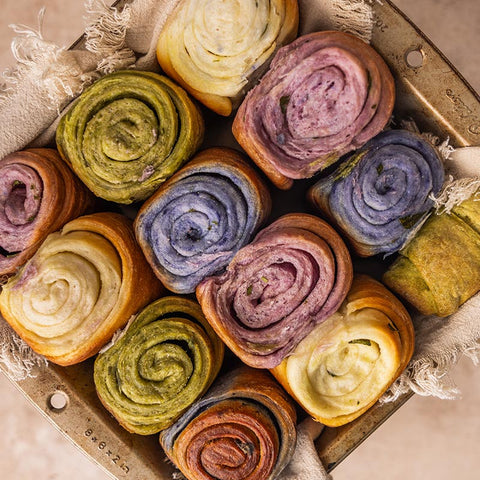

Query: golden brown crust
left=0, top=212, right=164, bottom=365
left=272, top=275, right=414, bottom=427
left=233, top=31, right=395, bottom=189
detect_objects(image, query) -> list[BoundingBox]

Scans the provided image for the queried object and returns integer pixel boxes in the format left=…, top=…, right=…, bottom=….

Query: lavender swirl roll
left=135, top=148, right=271, bottom=294
left=233, top=31, right=395, bottom=189
left=308, top=130, right=445, bottom=257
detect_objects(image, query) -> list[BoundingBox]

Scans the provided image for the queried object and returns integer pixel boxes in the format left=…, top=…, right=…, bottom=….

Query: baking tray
left=1, top=0, right=480, bottom=478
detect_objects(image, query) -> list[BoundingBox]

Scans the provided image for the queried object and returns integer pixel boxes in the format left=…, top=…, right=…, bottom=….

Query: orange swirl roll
left=159, top=367, right=297, bottom=480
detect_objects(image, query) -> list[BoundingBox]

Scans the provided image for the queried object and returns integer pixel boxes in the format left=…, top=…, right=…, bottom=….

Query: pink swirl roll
left=233, top=31, right=395, bottom=189
left=196, top=213, right=353, bottom=368
left=0, top=148, right=93, bottom=276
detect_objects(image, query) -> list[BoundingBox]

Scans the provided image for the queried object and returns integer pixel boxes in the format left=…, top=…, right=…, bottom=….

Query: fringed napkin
left=1, top=1, right=479, bottom=479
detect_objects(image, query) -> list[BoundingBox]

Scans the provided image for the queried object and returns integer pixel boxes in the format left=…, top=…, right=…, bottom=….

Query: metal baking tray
left=1, top=0, right=479, bottom=478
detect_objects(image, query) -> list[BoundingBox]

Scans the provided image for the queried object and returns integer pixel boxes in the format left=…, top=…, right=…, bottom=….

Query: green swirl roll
left=94, top=296, right=224, bottom=435
left=56, top=71, right=204, bottom=204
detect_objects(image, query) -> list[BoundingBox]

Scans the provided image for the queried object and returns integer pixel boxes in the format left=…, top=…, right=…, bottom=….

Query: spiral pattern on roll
left=56, top=71, right=204, bottom=204
left=308, top=129, right=445, bottom=256
left=160, top=367, right=296, bottom=480
left=0, top=213, right=163, bottom=365
left=271, top=275, right=414, bottom=426
left=157, top=0, right=299, bottom=115
left=196, top=213, right=353, bottom=368
left=233, top=31, right=395, bottom=189
left=135, top=148, right=271, bottom=293
left=94, top=296, right=224, bottom=434
left=0, top=148, right=92, bottom=276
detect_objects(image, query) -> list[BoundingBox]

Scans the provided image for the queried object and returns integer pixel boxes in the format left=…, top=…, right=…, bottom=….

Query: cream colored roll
left=271, top=275, right=414, bottom=426
left=157, top=0, right=299, bottom=115
left=0, top=213, right=163, bottom=365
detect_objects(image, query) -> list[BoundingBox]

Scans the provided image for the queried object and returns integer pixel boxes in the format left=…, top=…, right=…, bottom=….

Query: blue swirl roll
left=135, top=148, right=271, bottom=293
left=308, top=130, right=445, bottom=257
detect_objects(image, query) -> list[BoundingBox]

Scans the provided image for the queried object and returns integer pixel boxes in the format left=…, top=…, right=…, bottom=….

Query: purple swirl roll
left=135, top=148, right=271, bottom=294
left=233, top=31, right=395, bottom=189
left=196, top=213, right=353, bottom=368
left=308, top=129, right=445, bottom=257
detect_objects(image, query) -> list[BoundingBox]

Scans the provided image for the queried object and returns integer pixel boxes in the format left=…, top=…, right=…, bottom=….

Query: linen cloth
left=0, top=1, right=479, bottom=479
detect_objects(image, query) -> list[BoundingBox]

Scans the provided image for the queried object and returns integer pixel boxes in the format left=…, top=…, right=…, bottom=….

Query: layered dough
left=233, top=31, right=395, bottom=189
left=159, top=367, right=296, bottom=480
left=94, top=296, right=224, bottom=435
left=157, top=0, right=299, bottom=116
left=135, top=147, right=271, bottom=293
left=0, top=148, right=92, bottom=276
left=308, top=130, right=445, bottom=256
left=196, top=213, right=353, bottom=368
left=384, top=192, right=480, bottom=316
left=56, top=70, right=204, bottom=204
left=0, top=212, right=163, bottom=365
left=272, top=275, right=414, bottom=426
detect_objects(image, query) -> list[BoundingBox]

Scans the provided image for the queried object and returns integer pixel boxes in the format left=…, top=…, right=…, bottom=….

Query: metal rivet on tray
left=48, top=391, right=69, bottom=412
left=405, top=47, right=424, bottom=68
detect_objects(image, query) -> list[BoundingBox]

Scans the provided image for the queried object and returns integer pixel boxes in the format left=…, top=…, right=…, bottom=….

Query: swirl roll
left=0, top=212, right=163, bottom=365
left=0, top=148, right=92, bottom=276
left=384, top=192, right=480, bottom=316
left=135, top=147, right=272, bottom=294
left=308, top=130, right=445, bottom=256
left=272, top=275, right=414, bottom=426
left=233, top=31, right=395, bottom=189
left=196, top=213, right=353, bottom=368
left=157, top=0, right=299, bottom=116
left=159, top=367, right=296, bottom=480
left=56, top=70, right=204, bottom=204
left=94, top=296, right=224, bottom=435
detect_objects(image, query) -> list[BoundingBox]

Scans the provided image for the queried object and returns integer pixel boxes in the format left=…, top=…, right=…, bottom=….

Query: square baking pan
left=1, top=0, right=479, bottom=478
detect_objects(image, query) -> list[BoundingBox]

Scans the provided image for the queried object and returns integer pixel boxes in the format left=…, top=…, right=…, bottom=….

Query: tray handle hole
left=48, top=391, right=69, bottom=412
left=405, top=48, right=424, bottom=68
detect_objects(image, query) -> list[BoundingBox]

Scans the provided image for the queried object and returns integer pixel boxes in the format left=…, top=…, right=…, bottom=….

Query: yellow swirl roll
left=157, top=0, right=299, bottom=116
left=271, top=275, right=414, bottom=426
left=0, top=212, right=163, bottom=365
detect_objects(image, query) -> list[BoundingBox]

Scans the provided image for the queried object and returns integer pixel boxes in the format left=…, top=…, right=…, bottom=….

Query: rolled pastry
left=196, top=213, right=353, bottom=368
left=0, top=212, right=163, bottom=365
left=308, top=130, right=445, bottom=256
left=157, top=0, right=299, bottom=116
left=159, top=366, right=296, bottom=480
left=94, top=296, right=224, bottom=435
left=233, top=31, right=395, bottom=189
left=271, top=275, right=414, bottom=427
left=135, top=147, right=272, bottom=294
left=384, top=192, right=480, bottom=316
left=56, top=70, right=204, bottom=204
left=0, top=148, right=92, bottom=276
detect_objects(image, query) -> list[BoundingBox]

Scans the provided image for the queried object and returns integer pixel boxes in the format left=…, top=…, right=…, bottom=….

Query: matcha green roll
left=384, top=193, right=480, bottom=317
left=56, top=71, right=204, bottom=204
left=94, top=296, right=224, bottom=435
